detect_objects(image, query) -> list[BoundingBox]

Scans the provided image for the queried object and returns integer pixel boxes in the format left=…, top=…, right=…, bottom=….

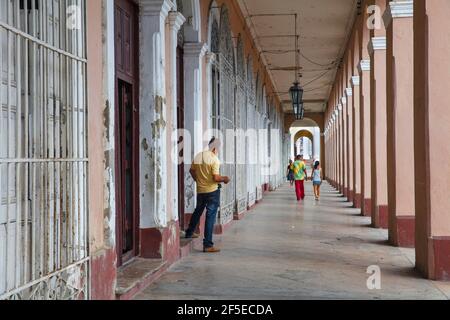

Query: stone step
left=115, top=258, right=168, bottom=300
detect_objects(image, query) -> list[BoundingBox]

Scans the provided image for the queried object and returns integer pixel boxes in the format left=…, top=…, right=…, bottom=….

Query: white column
left=167, top=11, right=186, bottom=222
left=313, top=126, right=321, bottom=162
left=184, top=42, right=208, bottom=156
left=205, top=52, right=216, bottom=131
left=139, top=0, right=173, bottom=229
left=183, top=42, right=207, bottom=213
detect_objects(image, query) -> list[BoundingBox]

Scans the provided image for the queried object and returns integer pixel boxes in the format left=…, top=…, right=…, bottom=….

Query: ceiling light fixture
left=289, top=13, right=304, bottom=120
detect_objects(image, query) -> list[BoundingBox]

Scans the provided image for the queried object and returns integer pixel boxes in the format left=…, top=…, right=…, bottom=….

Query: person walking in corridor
left=311, top=161, right=323, bottom=201
left=286, top=159, right=295, bottom=186
left=185, top=137, right=230, bottom=253
left=292, top=155, right=308, bottom=201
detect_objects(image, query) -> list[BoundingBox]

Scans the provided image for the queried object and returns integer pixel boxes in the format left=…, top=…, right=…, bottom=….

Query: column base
left=234, top=210, right=247, bottom=221
left=213, top=219, right=234, bottom=235
left=354, top=193, right=362, bottom=209
left=343, top=187, right=349, bottom=199
left=90, top=248, right=117, bottom=300
left=417, top=237, right=450, bottom=281
left=348, top=189, right=354, bottom=203
left=389, top=215, right=415, bottom=248
left=363, top=198, right=372, bottom=217
left=432, top=237, right=450, bottom=281
left=140, top=221, right=180, bottom=263
left=372, top=205, right=388, bottom=229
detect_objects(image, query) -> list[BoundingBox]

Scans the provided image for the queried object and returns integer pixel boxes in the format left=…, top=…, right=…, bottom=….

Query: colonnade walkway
left=135, top=183, right=450, bottom=300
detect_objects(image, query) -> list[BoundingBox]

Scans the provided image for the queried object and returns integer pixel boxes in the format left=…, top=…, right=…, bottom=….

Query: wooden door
left=115, top=0, right=139, bottom=266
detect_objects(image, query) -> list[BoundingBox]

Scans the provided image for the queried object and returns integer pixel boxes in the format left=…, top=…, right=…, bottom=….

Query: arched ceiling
left=290, top=118, right=319, bottom=128
left=294, top=130, right=314, bottom=143
left=237, top=0, right=358, bottom=114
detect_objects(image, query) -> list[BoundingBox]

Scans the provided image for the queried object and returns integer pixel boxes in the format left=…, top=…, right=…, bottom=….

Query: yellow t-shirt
left=192, top=150, right=221, bottom=194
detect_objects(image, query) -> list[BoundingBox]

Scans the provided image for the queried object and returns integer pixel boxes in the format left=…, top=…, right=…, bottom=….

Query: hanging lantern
left=290, top=81, right=304, bottom=120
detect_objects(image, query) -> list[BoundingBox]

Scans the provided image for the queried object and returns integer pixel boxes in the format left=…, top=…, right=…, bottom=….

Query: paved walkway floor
left=135, top=182, right=450, bottom=300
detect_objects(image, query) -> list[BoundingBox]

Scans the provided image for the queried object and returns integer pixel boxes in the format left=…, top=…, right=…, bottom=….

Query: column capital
left=345, top=88, right=353, bottom=97
left=368, top=36, right=387, bottom=56
left=358, top=60, right=371, bottom=73
left=383, top=1, right=414, bottom=27
left=140, top=0, right=174, bottom=19
left=184, top=42, right=208, bottom=59
left=341, top=97, right=347, bottom=105
left=351, top=76, right=360, bottom=86
left=167, top=11, right=186, bottom=32
left=337, top=104, right=343, bottom=111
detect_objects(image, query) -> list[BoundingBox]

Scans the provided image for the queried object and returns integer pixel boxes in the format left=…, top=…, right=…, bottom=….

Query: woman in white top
left=311, top=161, right=323, bottom=201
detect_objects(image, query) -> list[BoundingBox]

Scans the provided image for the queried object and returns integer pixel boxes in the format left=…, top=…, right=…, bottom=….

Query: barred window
left=0, top=0, right=88, bottom=300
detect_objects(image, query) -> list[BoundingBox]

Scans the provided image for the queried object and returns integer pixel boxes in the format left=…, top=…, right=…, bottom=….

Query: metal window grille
left=0, top=0, right=88, bottom=300
left=235, top=36, right=247, bottom=214
left=218, top=6, right=236, bottom=225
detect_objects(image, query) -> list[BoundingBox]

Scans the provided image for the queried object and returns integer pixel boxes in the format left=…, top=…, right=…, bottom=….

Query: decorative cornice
left=383, top=1, right=414, bottom=27
left=358, top=60, right=371, bottom=73
left=184, top=42, right=208, bottom=58
left=368, top=37, right=387, bottom=55
left=390, top=0, right=414, bottom=18
left=168, top=11, right=186, bottom=32
left=140, top=0, right=174, bottom=18
left=345, top=88, right=353, bottom=97
left=351, top=76, right=360, bottom=86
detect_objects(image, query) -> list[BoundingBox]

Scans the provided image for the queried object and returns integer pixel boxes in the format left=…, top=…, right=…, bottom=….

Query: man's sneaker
left=185, top=233, right=200, bottom=239
left=203, top=247, right=221, bottom=253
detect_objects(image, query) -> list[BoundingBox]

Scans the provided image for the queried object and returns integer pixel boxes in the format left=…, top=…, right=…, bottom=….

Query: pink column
left=369, top=13, right=389, bottom=229
left=351, top=75, right=362, bottom=209
left=342, top=90, right=349, bottom=199
left=414, top=0, right=450, bottom=280
left=359, top=59, right=372, bottom=217
left=385, top=1, right=415, bottom=247
left=346, top=85, right=354, bottom=204
left=359, top=4, right=372, bottom=217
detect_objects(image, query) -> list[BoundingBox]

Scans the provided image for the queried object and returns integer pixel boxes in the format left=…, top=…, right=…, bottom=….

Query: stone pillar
left=414, top=0, right=450, bottom=280
left=345, top=87, right=354, bottom=203
left=182, top=42, right=208, bottom=215
left=341, top=94, right=348, bottom=198
left=313, top=127, right=321, bottom=162
left=369, top=34, right=388, bottom=229
left=384, top=0, right=415, bottom=247
left=359, top=59, right=372, bottom=217
left=351, top=75, right=362, bottom=209
left=338, top=102, right=344, bottom=193
left=167, top=11, right=186, bottom=223
left=138, top=0, right=182, bottom=263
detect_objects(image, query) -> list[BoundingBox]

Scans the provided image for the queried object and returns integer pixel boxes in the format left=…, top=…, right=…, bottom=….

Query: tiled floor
left=135, top=182, right=450, bottom=300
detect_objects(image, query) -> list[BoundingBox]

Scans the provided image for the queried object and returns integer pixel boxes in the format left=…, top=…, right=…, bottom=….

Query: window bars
left=0, top=0, right=88, bottom=300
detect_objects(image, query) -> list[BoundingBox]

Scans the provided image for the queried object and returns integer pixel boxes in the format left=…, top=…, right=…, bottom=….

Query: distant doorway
left=177, top=45, right=185, bottom=230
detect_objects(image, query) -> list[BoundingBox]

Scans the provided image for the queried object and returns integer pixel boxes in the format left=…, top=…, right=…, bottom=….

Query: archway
left=294, top=130, right=314, bottom=160
left=289, top=118, right=322, bottom=166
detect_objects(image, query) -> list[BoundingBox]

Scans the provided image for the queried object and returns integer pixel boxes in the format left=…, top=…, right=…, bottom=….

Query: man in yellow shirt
left=185, top=137, right=230, bottom=253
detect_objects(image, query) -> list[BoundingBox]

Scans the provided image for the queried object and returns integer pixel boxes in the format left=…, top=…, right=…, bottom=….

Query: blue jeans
left=185, top=189, right=220, bottom=248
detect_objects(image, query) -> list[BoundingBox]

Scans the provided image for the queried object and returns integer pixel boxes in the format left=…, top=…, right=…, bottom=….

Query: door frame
left=114, top=0, right=140, bottom=267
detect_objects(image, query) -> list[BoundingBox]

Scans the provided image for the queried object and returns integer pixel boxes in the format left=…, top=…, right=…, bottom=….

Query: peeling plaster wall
left=86, top=0, right=117, bottom=299
left=101, top=0, right=117, bottom=250
left=139, top=0, right=175, bottom=229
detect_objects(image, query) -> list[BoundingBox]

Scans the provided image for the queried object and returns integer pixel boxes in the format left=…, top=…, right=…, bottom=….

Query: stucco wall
left=87, top=0, right=106, bottom=253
